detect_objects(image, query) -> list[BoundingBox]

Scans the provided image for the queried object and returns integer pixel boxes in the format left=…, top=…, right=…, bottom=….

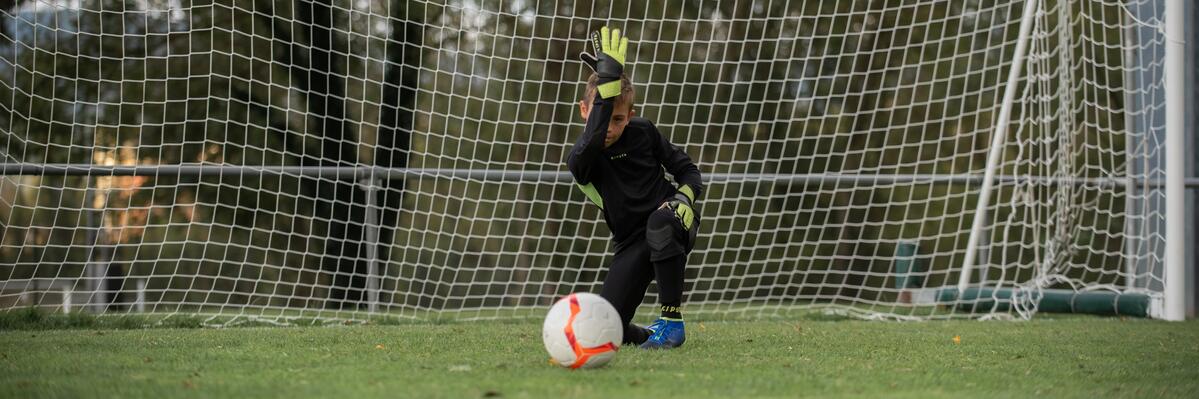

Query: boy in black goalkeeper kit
left=568, top=27, right=702, bottom=349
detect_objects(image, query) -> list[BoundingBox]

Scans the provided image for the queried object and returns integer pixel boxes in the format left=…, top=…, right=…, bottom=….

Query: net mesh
left=0, top=0, right=1170, bottom=323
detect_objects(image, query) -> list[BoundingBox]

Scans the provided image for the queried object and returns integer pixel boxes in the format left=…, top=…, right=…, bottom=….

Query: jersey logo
left=609, top=153, right=628, bottom=160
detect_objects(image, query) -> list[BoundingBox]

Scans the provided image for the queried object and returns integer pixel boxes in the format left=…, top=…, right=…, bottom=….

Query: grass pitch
left=1, top=312, right=1196, bottom=398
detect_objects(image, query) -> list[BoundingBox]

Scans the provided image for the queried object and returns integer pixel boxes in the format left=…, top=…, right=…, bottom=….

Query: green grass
left=1, top=312, right=1197, bottom=398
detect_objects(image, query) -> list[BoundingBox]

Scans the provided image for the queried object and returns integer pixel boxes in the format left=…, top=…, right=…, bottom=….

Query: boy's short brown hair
left=584, top=73, right=636, bottom=110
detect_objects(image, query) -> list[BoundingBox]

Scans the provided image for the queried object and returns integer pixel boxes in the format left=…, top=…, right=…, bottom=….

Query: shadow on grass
left=3, top=304, right=1138, bottom=331
left=0, top=307, right=521, bottom=330
left=0, top=307, right=211, bottom=330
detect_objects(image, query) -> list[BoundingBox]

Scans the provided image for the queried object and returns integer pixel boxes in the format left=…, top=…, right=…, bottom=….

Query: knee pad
left=646, top=208, right=685, bottom=262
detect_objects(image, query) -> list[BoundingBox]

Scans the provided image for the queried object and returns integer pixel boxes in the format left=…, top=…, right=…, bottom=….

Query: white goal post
left=0, top=0, right=1190, bottom=324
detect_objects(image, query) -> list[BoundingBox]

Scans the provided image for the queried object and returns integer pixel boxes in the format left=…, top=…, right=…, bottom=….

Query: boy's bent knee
left=646, top=208, right=685, bottom=261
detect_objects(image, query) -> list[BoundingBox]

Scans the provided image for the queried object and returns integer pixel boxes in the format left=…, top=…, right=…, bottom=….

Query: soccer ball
left=541, top=292, right=622, bottom=369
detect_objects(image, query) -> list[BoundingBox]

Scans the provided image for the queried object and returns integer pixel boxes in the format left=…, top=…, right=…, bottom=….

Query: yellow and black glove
left=578, top=26, right=629, bottom=99
left=664, top=185, right=697, bottom=231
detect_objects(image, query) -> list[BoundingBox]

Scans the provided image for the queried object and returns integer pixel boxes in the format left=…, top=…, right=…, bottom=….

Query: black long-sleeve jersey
left=567, top=94, right=704, bottom=246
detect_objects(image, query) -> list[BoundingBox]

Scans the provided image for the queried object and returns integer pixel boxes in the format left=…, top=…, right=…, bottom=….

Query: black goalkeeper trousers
left=600, top=206, right=697, bottom=345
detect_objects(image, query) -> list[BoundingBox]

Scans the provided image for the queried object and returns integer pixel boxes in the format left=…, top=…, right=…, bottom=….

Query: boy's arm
left=653, top=125, right=703, bottom=231
left=567, top=95, right=614, bottom=184
left=653, top=126, right=704, bottom=200
left=568, top=26, right=629, bottom=184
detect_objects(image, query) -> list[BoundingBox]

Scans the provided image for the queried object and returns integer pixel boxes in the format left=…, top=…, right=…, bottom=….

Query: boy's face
left=578, top=99, right=635, bottom=148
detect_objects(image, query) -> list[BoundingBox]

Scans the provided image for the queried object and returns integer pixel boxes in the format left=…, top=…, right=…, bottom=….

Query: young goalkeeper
left=568, top=27, right=702, bottom=350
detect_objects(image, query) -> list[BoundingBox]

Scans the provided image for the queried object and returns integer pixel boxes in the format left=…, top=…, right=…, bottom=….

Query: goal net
left=0, top=0, right=1174, bottom=323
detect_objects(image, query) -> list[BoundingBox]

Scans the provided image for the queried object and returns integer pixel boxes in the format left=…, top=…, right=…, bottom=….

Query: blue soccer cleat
left=639, top=318, right=685, bottom=349
left=645, top=318, right=666, bottom=334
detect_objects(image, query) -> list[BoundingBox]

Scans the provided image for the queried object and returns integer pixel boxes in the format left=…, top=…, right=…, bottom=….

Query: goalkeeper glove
left=662, top=185, right=697, bottom=231
left=578, top=26, right=629, bottom=99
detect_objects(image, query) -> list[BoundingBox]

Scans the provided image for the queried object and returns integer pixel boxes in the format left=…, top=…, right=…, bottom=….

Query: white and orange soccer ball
left=541, top=292, right=622, bottom=369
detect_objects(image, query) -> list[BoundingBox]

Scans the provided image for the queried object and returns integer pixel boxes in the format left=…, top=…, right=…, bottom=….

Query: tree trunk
left=296, top=0, right=367, bottom=310
left=372, top=0, right=422, bottom=308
